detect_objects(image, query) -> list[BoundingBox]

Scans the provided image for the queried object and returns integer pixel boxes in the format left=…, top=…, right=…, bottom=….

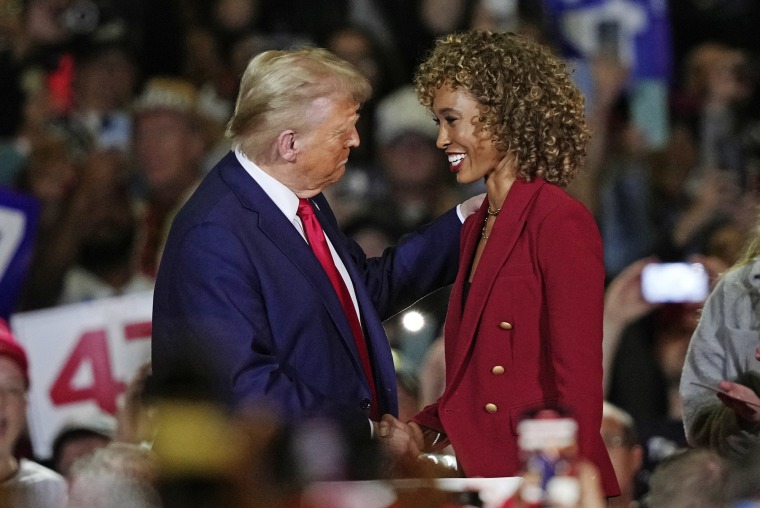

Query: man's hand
left=513, top=460, right=606, bottom=508
left=460, top=193, right=486, bottom=219
left=377, top=414, right=421, bottom=460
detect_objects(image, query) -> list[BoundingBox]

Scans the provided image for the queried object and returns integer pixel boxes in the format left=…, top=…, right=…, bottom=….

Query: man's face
left=0, top=357, right=27, bottom=459
left=380, top=133, right=444, bottom=189
left=289, top=97, right=360, bottom=196
left=602, top=416, right=642, bottom=497
left=133, top=110, right=202, bottom=197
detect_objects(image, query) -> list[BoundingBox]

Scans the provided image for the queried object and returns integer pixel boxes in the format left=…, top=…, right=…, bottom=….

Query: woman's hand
left=716, top=380, right=760, bottom=423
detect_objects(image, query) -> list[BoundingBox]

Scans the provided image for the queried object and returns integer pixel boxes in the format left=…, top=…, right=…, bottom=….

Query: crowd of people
left=3, top=0, right=760, bottom=507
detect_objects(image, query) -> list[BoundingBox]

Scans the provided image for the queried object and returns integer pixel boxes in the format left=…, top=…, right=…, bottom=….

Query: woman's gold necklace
left=481, top=205, right=501, bottom=240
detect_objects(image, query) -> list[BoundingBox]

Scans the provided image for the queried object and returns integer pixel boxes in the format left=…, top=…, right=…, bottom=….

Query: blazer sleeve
left=411, top=401, right=445, bottom=435
left=355, top=207, right=463, bottom=319
left=536, top=199, right=605, bottom=454
left=310, top=193, right=462, bottom=320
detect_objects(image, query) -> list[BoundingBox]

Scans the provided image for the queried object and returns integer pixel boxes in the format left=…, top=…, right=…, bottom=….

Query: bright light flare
left=402, top=311, right=425, bottom=332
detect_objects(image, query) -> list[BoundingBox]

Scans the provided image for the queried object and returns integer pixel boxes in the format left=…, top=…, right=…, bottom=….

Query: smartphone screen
left=596, top=19, right=621, bottom=62
left=641, top=262, right=709, bottom=303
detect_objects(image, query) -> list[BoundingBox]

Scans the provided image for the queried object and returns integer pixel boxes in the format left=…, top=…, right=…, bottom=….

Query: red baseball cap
left=0, top=318, right=29, bottom=388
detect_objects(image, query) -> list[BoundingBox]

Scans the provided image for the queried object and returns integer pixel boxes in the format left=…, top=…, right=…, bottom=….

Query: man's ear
left=276, top=130, right=297, bottom=162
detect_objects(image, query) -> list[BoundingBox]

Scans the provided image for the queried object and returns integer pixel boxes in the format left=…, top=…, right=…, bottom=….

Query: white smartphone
left=640, top=262, right=709, bottom=303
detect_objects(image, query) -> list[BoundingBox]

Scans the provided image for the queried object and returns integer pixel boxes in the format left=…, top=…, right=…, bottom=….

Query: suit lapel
left=446, top=179, right=546, bottom=389
left=218, top=159, right=364, bottom=378
left=311, top=196, right=397, bottom=402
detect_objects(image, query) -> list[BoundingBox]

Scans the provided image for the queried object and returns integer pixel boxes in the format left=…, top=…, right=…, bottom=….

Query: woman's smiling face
left=431, top=86, right=503, bottom=185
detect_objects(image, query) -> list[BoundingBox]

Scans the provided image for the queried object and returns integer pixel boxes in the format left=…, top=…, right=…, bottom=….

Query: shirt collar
left=234, top=147, right=300, bottom=222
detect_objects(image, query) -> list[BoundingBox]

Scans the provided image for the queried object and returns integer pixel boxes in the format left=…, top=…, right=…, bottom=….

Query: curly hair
left=414, top=30, right=589, bottom=187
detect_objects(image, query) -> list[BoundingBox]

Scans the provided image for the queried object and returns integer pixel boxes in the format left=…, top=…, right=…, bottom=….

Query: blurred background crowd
left=3, top=0, right=760, bottom=506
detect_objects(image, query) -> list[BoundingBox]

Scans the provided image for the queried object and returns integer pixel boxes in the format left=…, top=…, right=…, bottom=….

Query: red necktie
left=297, top=198, right=379, bottom=420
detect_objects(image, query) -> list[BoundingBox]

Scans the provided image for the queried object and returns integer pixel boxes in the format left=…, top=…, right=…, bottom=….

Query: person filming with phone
left=681, top=214, right=760, bottom=458
left=603, top=254, right=726, bottom=496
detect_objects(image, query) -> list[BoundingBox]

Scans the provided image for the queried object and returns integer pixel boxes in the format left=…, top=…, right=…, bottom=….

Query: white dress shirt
left=234, top=148, right=362, bottom=319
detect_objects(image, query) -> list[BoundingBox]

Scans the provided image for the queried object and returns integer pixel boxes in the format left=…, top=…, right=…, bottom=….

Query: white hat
left=132, top=77, right=199, bottom=116
left=52, top=407, right=118, bottom=448
left=375, top=85, right=439, bottom=146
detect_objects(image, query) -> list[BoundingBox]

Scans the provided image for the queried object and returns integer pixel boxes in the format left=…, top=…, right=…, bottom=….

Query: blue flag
left=0, top=187, right=40, bottom=319
left=543, top=0, right=672, bottom=81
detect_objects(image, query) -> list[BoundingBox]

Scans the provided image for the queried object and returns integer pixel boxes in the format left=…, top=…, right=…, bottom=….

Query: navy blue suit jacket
left=152, top=152, right=461, bottom=430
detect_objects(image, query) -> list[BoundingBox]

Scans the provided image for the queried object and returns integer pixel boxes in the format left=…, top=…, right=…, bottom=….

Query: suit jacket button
left=485, top=403, right=498, bottom=413
left=491, top=366, right=505, bottom=375
left=499, top=321, right=513, bottom=330
left=360, top=398, right=371, bottom=410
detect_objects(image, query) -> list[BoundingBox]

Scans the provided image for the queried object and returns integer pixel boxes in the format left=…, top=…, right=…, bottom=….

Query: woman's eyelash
left=432, top=116, right=458, bottom=125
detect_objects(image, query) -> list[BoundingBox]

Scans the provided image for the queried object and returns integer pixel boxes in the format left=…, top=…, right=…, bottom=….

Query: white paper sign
left=11, top=290, right=153, bottom=459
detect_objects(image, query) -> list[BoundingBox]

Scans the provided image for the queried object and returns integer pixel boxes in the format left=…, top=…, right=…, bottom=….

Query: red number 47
left=49, top=322, right=151, bottom=414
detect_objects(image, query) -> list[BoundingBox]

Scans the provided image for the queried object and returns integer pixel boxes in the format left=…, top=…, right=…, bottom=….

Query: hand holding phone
left=690, top=381, right=760, bottom=410
left=517, top=411, right=580, bottom=506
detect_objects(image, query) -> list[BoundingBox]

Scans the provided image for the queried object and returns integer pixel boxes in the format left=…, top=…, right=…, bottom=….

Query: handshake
left=374, top=414, right=450, bottom=461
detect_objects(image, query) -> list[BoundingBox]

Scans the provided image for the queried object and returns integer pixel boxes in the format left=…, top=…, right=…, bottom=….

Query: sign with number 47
left=11, top=290, right=152, bottom=460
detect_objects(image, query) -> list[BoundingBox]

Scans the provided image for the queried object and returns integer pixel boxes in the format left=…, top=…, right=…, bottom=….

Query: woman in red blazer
left=395, top=30, right=619, bottom=497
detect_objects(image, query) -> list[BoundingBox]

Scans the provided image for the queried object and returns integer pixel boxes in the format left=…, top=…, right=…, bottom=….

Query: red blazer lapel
left=445, top=179, right=546, bottom=390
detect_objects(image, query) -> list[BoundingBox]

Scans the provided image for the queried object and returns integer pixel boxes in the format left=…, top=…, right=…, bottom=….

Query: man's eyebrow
left=336, top=114, right=360, bottom=133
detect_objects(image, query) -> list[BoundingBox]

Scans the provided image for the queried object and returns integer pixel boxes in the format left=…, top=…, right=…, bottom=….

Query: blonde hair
left=415, top=30, right=589, bottom=187
left=226, top=46, right=372, bottom=164
left=733, top=207, right=760, bottom=268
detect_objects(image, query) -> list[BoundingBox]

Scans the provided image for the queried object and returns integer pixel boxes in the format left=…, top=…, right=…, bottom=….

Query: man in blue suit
left=151, top=47, right=481, bottom=438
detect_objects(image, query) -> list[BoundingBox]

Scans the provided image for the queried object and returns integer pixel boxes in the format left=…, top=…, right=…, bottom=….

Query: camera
left=640, top=262, right=709, bottom=303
